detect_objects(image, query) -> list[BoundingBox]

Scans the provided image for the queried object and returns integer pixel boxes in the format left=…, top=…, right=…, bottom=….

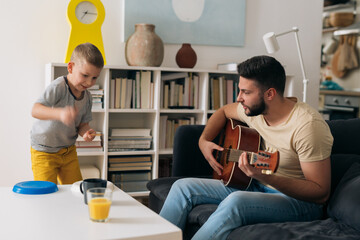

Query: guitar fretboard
left=222, top=148, right=251, bottom=163
left=222, top=148, right=271, bottom=165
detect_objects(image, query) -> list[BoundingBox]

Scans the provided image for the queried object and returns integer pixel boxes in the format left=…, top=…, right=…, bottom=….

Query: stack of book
left=108, top=155, right=152, bottom=192
left=88, top=85, right=104, bottom=110
left=159, top=116, right=195, bottom=149
left=109, top=71, right=154, bottom=109
left=75, top=132, right=103, bottom=152
left=161, top=72, right=199, bottom=109
left=108, top=128, right=152, bottom=152
left=208, top=76, right=238, bottom=110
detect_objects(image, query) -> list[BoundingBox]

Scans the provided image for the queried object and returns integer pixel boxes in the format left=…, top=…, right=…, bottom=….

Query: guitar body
left=214, top=118, right=261, bottom=190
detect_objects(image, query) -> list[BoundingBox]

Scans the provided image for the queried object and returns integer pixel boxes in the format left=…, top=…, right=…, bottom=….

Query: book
left=109, top=171, right=151, bottom=182
left=125, top=78, right=133, bottom=109
left=111, top=128, right=151, bottom=137
left=183, top=77, right=189, bottom=106
left=213, top=78, right=220, bottom=110
left=76, top=147, right=103, bottom=152
left=120, top=78, right=127, bottom=109
left=169, top=81, right=176, bottom=107
left=76, top=133, right=102, bottom=147
left=135, top=71, right=141, bottom=109
left=108, top=143, right=151, bottom=150
left=114, top=180, right=149, bottom=192
left=161, top=72, right=188, bottom=81
left=132, top=78, right=136, bottom=108
left=115, top=78, right=121, bottom=109
left=109, top=156, right=151, bottom=163
left=193, top=75, right=199, bottom=109
left=108, top=147, right=151, bottom=152
left=88, top=89, right=104, bottom=95
left=110, top=79, right=115, bottom=109
left=108, top=165, right=152, bottom=172
left=209, top=77, right=214, bottom=109
left=140, top=71, right=151, bottom=109
left=91, top=102, right=103, bottom=110
left=108, top=140, right=152, bottom=147
left=159, top=115, right=168, bottom=149
left=164, top=84, right=169, bottom=108
left=109, top=161, right=152, bottom=168
left=108, top=136, right=152, bottom=140
left=226, top=79, right=234, bottom=104
left=76, top=141, right=102, bottom=147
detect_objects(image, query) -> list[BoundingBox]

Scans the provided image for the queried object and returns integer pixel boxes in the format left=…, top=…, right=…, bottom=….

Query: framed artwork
left=124, top=0, right=246, bottom=47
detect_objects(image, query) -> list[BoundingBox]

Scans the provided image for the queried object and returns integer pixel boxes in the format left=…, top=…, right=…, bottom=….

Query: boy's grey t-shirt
left=31, top=76, right=92, bottom=153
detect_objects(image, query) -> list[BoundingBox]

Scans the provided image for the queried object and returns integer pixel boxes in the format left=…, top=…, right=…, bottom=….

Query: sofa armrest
left=172, top=125, right=213, bottom=177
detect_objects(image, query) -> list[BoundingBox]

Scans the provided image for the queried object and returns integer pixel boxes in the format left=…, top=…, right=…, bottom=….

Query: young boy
left=30, top=42, right=104, bottom=184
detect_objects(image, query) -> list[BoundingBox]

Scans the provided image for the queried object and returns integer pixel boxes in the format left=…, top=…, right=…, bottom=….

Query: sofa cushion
left=187, top=204, right=218, bottom=226
left=146, top=177, right=181, bottom=201
left=329, top=154, right=360, bottom=196
left=327, top=162, right=360, bottom=231
left=227, top=218, right=360, bottom=240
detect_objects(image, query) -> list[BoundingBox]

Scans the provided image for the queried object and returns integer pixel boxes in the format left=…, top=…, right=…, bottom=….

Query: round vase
left=125, top=24, right=164, bottom=67
left=175, top=43, right=197, bottom=68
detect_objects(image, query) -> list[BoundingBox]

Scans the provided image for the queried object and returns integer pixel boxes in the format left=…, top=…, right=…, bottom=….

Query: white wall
left=0, top=0, right=323, bottom=186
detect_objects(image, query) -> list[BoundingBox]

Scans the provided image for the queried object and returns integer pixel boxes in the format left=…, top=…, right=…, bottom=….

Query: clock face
left=75, top=1, right=98, bottom=24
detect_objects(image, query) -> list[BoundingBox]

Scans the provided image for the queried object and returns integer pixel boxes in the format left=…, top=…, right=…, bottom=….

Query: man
left=159, top=55, right=334, bottom=240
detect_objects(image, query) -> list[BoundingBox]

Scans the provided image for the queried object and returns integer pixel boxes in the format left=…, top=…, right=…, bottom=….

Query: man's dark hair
left=237, top=55, right=286, bottom=96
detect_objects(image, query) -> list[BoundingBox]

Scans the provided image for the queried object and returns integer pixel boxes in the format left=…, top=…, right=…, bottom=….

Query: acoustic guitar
left=213, top=118, right=279, bottom=190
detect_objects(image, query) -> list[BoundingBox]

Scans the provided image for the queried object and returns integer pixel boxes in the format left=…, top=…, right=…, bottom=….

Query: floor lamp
left=263, top=27, right=309, bottom=103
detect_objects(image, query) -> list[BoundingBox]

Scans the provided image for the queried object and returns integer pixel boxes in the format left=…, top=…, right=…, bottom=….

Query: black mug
left=80, top=178, right=107, bottom=204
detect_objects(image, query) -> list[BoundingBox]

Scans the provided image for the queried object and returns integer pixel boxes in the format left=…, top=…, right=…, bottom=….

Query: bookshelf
left=45, top=63, right=238, bottom=196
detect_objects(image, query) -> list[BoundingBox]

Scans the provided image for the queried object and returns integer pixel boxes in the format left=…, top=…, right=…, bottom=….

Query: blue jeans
left=160, top=178, right=324, bottom=240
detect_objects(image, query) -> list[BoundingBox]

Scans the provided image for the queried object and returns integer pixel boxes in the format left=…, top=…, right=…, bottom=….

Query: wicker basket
left=329, top=12, right=355, bottom=27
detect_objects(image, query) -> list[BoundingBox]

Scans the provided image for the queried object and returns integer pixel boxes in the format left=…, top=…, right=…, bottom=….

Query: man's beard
left=244, top=97, right=267, bottom=116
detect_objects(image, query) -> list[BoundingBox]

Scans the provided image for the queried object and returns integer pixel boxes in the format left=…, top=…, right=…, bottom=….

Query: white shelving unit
left=45, top=63, right=238, bottom=196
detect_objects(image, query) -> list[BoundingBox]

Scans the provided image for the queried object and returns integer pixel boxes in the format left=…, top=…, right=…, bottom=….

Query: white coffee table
left=0, top=184, right=182, bottom=240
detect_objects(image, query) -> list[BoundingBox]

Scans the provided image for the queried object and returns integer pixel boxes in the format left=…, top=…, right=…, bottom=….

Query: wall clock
left=65, top=0, right=106, bottom=64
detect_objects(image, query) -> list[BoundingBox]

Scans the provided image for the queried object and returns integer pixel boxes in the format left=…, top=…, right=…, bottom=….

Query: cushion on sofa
left=146, top=176, right=181, bottom=202
left=327, top=162, right=360, bottom=231
left=329, top=154, right=360, bottom=196
left=187, top=204, right=218, bottom=226
left=227, top=218, right=360, bottom=240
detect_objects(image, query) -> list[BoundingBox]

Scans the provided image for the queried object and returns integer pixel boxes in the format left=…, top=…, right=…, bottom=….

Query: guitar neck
left=224, top=148, right=252, bottom=163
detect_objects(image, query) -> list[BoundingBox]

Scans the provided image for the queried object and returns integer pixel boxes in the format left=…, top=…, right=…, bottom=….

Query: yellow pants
left=31, top=145, right=82, bottom=185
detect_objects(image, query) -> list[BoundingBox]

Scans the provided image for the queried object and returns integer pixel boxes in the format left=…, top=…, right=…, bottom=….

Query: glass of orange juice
left=87, top=187, right=113, bottom=222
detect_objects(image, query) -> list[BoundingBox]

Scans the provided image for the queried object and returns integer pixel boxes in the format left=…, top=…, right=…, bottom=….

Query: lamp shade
left=263, top=32, right=280, bottom=54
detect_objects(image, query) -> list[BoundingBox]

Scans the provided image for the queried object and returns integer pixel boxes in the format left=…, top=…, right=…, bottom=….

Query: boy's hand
left=60, top=106, right=77, bottom=126
left=82, top=129, right=96, bottom=142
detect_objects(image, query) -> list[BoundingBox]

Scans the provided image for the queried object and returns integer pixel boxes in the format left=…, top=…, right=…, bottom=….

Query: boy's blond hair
left=70, top=42, right=104, bottom=69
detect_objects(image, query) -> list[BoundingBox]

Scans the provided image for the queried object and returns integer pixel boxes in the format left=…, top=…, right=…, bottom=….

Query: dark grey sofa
left=147, top=119, right=360, bottom=239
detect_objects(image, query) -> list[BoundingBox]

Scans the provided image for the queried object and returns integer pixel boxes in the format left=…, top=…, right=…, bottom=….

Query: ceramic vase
left=125, top=24, right=164, bottom=67
left=176, top=43, right=197, bottom=68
